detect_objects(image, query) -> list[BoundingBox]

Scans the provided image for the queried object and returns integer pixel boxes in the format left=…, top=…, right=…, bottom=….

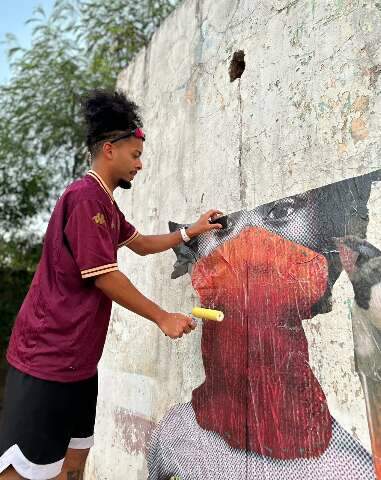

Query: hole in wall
left=229, top=50, right=246, bottom=82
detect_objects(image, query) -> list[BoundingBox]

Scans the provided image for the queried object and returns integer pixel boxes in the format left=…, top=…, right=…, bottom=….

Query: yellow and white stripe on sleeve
left=118, top=231, right=140, bottom=249
left=80, top=263, right=119, bottom=279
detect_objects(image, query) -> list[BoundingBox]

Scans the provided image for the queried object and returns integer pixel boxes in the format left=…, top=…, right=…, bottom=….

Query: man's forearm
left=94, top=270, right=164, bottom=324
left=140, top=231, right=184, bottom=254
left=131, top=227, right=197, bottom=255
left=94, top=270, right=196, bottom=339
left=128, top=210, right=223, bottom=256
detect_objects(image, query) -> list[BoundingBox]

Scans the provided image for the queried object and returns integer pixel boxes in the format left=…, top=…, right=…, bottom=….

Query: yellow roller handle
left=192, top=307, right=224, bottom=322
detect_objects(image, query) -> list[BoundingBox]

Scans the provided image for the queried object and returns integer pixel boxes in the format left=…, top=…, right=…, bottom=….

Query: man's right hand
left=157, top=312, right=196, bottom=339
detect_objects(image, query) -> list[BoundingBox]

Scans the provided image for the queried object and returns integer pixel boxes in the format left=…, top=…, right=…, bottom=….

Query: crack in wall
left=275, top=0, right=301, bottom=15
left=238, top=77, right=247, bottom=209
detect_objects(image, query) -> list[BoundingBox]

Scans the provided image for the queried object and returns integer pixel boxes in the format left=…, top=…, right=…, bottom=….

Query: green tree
left=0, top=0, right=179, bottom=237
left=0, top=236, right=42, bottom=359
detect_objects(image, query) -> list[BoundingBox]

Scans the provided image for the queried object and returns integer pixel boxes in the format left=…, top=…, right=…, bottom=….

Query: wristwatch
left=180, top=227, right=191, bottom=243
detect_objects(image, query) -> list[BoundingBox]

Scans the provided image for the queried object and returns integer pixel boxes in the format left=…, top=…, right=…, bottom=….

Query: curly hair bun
left=81, top=89, right=143, bottom=148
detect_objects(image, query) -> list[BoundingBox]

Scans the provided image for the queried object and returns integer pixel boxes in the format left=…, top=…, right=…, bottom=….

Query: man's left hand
left=186, top=210, right=224, bottom=239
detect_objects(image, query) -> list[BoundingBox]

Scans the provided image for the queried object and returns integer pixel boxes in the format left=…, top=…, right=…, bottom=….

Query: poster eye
left=268, top=204, right=296, bottom=221
left=265, top=199, right=296, bottom=222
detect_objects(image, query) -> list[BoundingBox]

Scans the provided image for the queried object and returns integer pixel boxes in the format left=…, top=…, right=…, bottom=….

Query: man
left=0, top=89, right=223, bottom=480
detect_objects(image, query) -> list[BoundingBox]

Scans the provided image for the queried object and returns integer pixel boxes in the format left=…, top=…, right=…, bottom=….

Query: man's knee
left=64, top=447, right=89, bottom=469
left=0, top=466, right=24, bottom=479
left=54, top=448, right=90, bottom=479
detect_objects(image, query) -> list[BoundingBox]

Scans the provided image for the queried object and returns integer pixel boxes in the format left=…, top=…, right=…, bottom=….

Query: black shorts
left=0, top=364, right=98, bottom=480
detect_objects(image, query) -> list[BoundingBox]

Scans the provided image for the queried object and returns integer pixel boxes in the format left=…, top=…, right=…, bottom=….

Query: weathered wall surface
left=85, top=1, right=381, bottom=478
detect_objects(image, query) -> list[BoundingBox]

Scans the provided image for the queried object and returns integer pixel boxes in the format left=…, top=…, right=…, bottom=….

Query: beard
left=118, top=179, right=132, bottom=190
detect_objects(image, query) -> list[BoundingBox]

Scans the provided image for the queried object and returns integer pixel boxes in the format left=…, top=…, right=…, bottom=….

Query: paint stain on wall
left=112, top=407, right=155, bottom=456
left=351, top=96, right=369, bottom=113
left=351, top=117, right=369, bottom=143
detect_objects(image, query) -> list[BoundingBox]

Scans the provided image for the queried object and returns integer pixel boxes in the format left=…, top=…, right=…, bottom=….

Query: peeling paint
left=351, top=95, right=369, bottom=113
left=112, top=407, right=155, bottom=456
left=351, top=117, right=369, bottom=143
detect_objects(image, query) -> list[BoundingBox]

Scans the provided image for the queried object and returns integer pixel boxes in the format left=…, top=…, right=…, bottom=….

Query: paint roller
left=191, top=307, right=224, bottom=322
left=164, top=307, right=224, bottom=336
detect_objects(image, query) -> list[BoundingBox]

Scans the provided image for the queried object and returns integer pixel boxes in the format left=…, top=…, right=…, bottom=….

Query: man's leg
left=0, top=448, right=89, bottom=480
left=55, top=370, right=98, bottom=480
left=0, top=466, right=23, bottom=479
left=53, top=448, right=90, bottom=480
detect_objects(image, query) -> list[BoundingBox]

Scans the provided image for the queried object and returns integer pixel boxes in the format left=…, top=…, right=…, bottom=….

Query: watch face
left=180, top=228, right=190, bottom=242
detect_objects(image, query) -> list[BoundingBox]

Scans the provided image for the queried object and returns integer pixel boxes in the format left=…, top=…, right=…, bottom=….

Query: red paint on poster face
left=191, top=227, right=332, bottom=459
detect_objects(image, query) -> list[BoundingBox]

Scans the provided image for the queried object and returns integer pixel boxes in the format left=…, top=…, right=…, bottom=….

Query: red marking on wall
left=112, top=407, right=156, bottom=455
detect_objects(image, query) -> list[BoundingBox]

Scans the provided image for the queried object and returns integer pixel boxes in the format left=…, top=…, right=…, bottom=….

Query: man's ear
left=168, top=221, right=198, bottom=279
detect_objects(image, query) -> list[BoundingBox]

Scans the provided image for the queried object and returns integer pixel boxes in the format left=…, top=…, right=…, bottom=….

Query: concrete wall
left=85, top=0, right=381, bottom=478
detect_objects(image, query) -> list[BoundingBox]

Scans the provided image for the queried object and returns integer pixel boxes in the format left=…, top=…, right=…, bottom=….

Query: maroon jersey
left=7, top=170, right=139, bottom=382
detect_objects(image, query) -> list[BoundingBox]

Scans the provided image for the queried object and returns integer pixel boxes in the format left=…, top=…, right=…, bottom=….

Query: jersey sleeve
left=117, top=208, right=139, bottom=249
left=64, top=199, right=119, bottom=279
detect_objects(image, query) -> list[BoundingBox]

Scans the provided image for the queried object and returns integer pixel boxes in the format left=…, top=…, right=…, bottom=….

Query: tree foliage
left=0, top=236, right=42, bottom=352
left=0, top=0, right=179, bottom=237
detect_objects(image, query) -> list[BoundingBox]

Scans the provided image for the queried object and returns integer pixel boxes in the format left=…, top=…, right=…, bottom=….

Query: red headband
left=110, top=128, right=146, bottom=143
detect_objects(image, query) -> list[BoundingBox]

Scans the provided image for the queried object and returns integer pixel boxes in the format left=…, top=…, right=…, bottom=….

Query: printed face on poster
left=147, top=169, right=381, bottom=480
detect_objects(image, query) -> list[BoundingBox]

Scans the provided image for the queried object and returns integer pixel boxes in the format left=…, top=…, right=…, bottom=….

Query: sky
left=0, top=0, right=55, bottom=83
